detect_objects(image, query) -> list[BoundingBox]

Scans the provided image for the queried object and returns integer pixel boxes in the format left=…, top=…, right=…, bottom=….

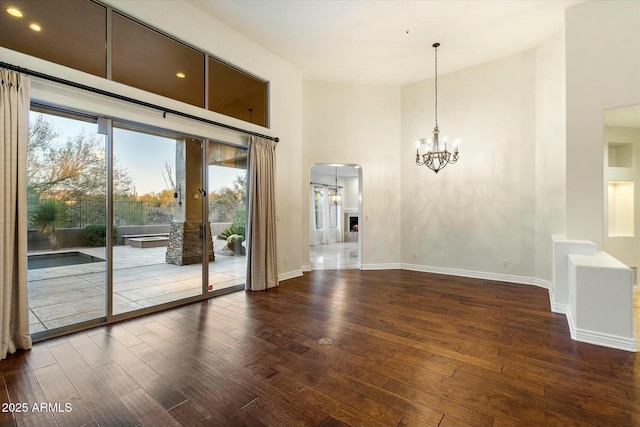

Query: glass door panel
left=112, top=127, right=204, bottom=314
left=207, top=142, right=247, bottom=292
left=27, top=110, right=106, bottom=333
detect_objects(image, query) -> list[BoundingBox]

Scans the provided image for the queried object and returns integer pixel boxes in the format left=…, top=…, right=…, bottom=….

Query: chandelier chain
left=434, top=43, right=438, bottom=130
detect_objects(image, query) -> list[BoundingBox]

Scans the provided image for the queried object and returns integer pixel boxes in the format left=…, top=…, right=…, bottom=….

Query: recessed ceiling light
left=176, top=72, right=186, bottom=79
left=7, top=7, right=23, bottom=17
left=29, top=23, right=41, bottom=31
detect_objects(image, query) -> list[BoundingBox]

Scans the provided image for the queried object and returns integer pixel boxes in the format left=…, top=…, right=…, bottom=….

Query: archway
left=309, top=164, right=362, bottom=270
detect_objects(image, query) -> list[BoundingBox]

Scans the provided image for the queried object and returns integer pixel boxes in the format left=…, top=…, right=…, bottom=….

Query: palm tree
left=31, top=199, right=66, bottom=250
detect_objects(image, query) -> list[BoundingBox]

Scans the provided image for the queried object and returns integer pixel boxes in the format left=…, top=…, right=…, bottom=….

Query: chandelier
left=329, top=166, right=342, bottom=205
left=416, top=42, right=460, bottom=174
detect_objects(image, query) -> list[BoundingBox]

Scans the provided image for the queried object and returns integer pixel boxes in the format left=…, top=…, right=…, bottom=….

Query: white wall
left=343, top=176, right=359, bottom=211
left=565, top=1, right=640, bottom=247
left=534, top=32, right=566, bottom=282
left=401, top=51, right=538, bottom=281
left=300, top=27, right=566, bottom=287
left=302, top=82, right=402, bottom=269
left=2, top=0, right=304, bottom=280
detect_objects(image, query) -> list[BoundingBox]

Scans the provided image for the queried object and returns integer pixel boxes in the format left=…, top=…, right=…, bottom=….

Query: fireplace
left=344, top=210, right=359, bottom=242
left=348, top=215, right=359, bottom=232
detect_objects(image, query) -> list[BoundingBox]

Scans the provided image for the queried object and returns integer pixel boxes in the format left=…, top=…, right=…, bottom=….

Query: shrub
left=145, top=208, right=173, bottom=224
left=82, top=224, right=119, bottom=247
left=31, top=199, right=67, bottom=250
left=231, top=207, right=246, bottom=238
left=217, top=208, right=246, bottom=241
left=217, top=224, right=241, bottom=241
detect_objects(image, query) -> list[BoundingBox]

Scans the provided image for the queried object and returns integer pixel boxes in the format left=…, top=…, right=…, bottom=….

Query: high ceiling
left=191, top=0, right=584, bottom=86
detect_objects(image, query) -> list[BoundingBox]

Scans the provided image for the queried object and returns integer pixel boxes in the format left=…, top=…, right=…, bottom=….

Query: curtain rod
left=310, top=181, right=343, bottom=189
left=0, top=62, right=279, bottom=143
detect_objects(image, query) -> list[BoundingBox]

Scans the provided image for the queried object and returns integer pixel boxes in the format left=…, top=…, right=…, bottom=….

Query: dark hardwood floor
left=1, top=269, right=639, bottom=427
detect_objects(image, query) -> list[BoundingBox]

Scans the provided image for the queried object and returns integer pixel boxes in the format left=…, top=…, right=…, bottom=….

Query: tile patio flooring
left=27, top=245, right=246, bottom=334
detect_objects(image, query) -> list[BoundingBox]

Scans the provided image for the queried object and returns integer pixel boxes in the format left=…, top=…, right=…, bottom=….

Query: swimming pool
left=28, top=252, right=105, bottom=270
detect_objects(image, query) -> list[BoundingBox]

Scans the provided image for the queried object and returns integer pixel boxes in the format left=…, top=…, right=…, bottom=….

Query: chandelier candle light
left=416, top=42, right=460, bottom=174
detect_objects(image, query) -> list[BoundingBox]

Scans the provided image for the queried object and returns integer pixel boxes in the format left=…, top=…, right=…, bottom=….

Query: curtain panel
left=310, top=184, right=343, bottom=245
left=245, top=136, right=278, bottom=291
left=0, top=69, right=32, bottom=359
left=310, top=184, right=322, bottom=245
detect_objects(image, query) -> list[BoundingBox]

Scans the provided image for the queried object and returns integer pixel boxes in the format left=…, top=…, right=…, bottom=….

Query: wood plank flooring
left=1, top=269, right=639, bottom=426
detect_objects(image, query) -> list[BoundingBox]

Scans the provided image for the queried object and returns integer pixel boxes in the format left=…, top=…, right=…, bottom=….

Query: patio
left=27, top=245, right=246, bottom=334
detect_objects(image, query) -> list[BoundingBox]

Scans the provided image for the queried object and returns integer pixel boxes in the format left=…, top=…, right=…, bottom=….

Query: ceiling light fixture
left=6, top=7, right=23, bottom=17
left=415, top=42, right=460, bottom=174
left=29, top=23, right=41, bottom=31
left=176, top=72, right=186, bottom=78
left=330, top=166, right=341, bottom=206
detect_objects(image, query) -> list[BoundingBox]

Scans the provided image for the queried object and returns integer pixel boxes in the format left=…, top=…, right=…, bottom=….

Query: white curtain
left=309, top=184, right=343, bottom=245
left=0, top=69, right=32, bottom=359
left=332, top=192, right=343, bottom=243
left=309, top=184, right=319, bottom=245
left=245, top=136, right=278, bottom=291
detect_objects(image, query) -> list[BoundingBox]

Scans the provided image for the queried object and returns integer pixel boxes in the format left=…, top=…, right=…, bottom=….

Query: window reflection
left=208, top=57, right=267, bottom=127
left=0, top=0, right=106, bottom=77
left=0, top=1, right=269, bottom=126
left=111, top=12, right=205, bottom=108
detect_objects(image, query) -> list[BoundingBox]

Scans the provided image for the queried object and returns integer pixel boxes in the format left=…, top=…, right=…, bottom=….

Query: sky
left=33, top=111, right=244, bottom=195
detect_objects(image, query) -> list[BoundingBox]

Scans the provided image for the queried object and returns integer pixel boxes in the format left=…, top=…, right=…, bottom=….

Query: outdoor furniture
left=128, top=236, right=170, bottom=248
left=122, top=233, right=169, bottom=245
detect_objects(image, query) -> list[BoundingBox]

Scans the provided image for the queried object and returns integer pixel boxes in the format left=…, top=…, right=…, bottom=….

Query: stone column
left=165, top=138, right=215, bottom=265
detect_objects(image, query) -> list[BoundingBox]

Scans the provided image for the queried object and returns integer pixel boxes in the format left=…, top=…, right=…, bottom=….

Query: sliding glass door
left=207, top=142, right=248, bottom=293
left=27, top=105, right=248, bottom=340
left=26, top=109, right=107, bottom=333
left=111, top=128, right=208, bottom=314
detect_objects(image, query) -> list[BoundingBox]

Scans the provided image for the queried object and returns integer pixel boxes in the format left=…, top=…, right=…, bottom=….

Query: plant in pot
left=216, top=207, right=246, bottom=255
left=225, top=234, right=245, bottom=255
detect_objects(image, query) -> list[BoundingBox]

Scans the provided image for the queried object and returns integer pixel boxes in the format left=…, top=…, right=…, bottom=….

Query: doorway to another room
left=309, top=164, right=361, bottom=270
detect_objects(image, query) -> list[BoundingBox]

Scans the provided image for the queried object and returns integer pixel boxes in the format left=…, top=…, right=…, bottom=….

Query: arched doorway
left=309, top=164, right=361, bottom=269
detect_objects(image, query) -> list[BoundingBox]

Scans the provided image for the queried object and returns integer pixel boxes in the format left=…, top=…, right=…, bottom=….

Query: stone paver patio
left=27, top=245, right=246, bottom=334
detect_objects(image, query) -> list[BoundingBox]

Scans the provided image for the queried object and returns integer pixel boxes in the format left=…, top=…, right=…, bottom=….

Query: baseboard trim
left=360, top=263, right=402, bottom=270
left=401, top=263, right=548, bottom=288
left=573, top=328, right=637, bottom=352
left=548, top=287, right=568, bottom=314
left=566, top=306, right=576, bottom=336
left=551, top=302, right=569, bottom=315
left=534, top=278, right=551, bottom=290
left=279, top=269, right=303, bottom=282
left=303, top=262, right=550, bottom=289
left=565, top=306, right=637, bottom=352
